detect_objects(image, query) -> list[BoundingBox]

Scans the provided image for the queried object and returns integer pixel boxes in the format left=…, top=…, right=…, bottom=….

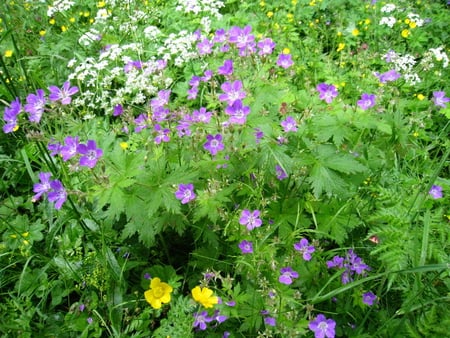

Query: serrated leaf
left=308, top=164, right=347, bottom=197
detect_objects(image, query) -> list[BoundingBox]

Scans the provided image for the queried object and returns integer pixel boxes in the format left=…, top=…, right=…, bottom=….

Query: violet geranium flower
left=432, top=91, right=450, bottom=108
left=278, top=267, right=299, bottom=285
left=239, top=209, right=262, bottom=231
left=218, top=80, right=246, bottom=105
left=218, top=59, right=234, bottom=76
left=362, top=291, right=377, bottom=306
left=175, top=183, right=196, bottom=204
left=238, top=240, right=253, bottom=254
left=429, top=185, right=443, bottom=199
left=275, top=165, right=288, bottom=180
left=294, top=238, right=315, bottom=261
left=357, top=93, right=376, bottom=110
left=276, top=53, right=294, bottom=69
left=25, top=89, right=46, bottom=123
left=48, top=81, right=79, bottom=105
left=60, top=136, right=80, bottom=161
left=193, top=311, right=213, bottom=331
left=257, top=38, right=276, bottom=55
left=77, top=140, right=103, bottom=168
left=225, top=100, right=250, bottom=125
left=280, top=116, right=297, bottom=132
left=375, top=69, right=401, bottom=83
left=316, top=83, right=338, bottom=104
left=47, top=179, right=67, bottom=210
left=2, top=97, right=22, bottom=133
left=32, top=172, right=52, bottom=201
left=204, top=134, right=224, bottom=156
left=308, top=314, right=336, bottom=338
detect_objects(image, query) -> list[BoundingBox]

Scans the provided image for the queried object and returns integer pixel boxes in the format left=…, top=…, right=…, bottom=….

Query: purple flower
left=278, top=267, right=299, bottom=285
left=193, top=107, right=212, bottom=123
left=276, top=53, right=294, bottom=69
left=213, top=310, right=228, bottom=324
left=201, top=70, right=213, bottom=82
left=223, top=332, right=230, bottom=338
left=275, top=165, right=288, bottom=180
left=432, top=91, right=450, bottom=108
left=2, top=97, right=22, bottom=133
left=254, top=128, right=264, bottom=143
left=239, top=209, right=262, bottom=231
left=25, top=89, right=46, bottom=123
left=32, top=172, right=52, bottom=201
left=362, top=291, right=377, bottom=306
left=79, top=304, right=85, bottom=312
left=153, top=124, right=170, bottom=144
left=316, top=83, right=338, bottom=104
left=134, top=113, right=149, bottom=133
left=48, top=81, right=78, bottom=105
left=264, top=317, right=276, bottom=327
left=214, top=28, right=227, bottom=43
left=204, top=134, right=224, bottom=156
left=238, top=240, right=253, bottom=254
left=152, top=107, right=170, bottom=122
left=187, top=86, right=199, bottom=100
left=197, top=38, right=214, bottom=55
left=193, top=311, right=213, bottom=331
left=124, top=60, right=143, bottom=73
left=60, top=136, right=79, bottom=161
left=77, top=140, right=103, bottom=168
left=375, top=69, right=401, bottom=83
left=294, top=238, right=315, bottom=261
left=189, top=76, right=201, bottom=87
left=280, top=116, right=297, bottom=132
left=309, top=314, right=336, bottom=338
left=225, top=300, right=236, bottom=307
left=345, top=249, right=370, bottom=275
left=257, top=38, right=276, bottom=55
left=326, top=255, right=344, bottom=269
left=219, top=80, right=246, bottom=105
left=218, top=59, right=234, bottom=76
left=150, top=89, right=171, bottom=110
left=175, top=183, right=196, bottom=204
left=47, top=140, right=62, bottom=157
left=87, top=317, right=93, bottom=324
left=113, top=104, right=123, bottom=116
left=47, top=179, right=67, bottom=210
left=144, top=273, right=151, bottom=280
left=176, top=118, right=192, bottom=137
left=225, top=100, right=250, bottom=125
left=429, top=185, right=443, bottom=199
left=357, top=93, right=376, bottom=110
left=228, top=25, right=255, bottom=49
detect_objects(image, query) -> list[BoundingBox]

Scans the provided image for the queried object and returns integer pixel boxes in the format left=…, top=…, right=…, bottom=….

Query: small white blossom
left=379, top=16, right=397, bottom=28
left=380, top=4, right=396, bottom=13
left=47, top=0, right=75, bottom=17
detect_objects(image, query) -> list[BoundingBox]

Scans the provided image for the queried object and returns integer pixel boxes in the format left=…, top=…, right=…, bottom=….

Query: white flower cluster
left=379, top=16, right=396, bottom=28
left=143, top=26, right=162, bottom=41
left=407, top=13, right=425, bottom=27
left=384, top=50, right=421, bottom=85
left=157, top=30, right=199, bottom=66
left=380, top=4, right=396, bottom=13
left=47, top=0, right=75, bottom=17
left=78, top=29, right=102, bottom=47
left=175, top=0, right=225, bottom=19
left=420, top=46, right=449, bottom=70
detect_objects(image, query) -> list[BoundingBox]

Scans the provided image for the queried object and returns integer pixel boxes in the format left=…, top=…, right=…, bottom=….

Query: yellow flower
left=39, top=30, right=46, bottom=37
left=417, top=93, right=425, bottom=101
left=259, top=1, right=265, bottom=6
left=337, top=43, right=345, bottom=52
left=409, top=21, right=417, bottom=29
left=352, top=28, right=360, bottom=36
left=282, top=47, right=290, bottom=54
left=4, top=50, right=13, bottom=57
left=404, top=18, right=410, bottom=24
left=287, top=13, right=294, bottom=22
left=337, top=31, right=342, bottom=37
left=365, top=18, right=371, bottom=25
left=120, top=142, right=128, bottom=150
left=292, top=0, right=298, bottom=5
left=69, top=17, right=76, bottom=23
left=144, top=278, right=173, bottom=309
left=191, top=286, right=218, bottom=308
left=61, top=25, right=67, bottom=32
left=267, top=11, right=273, bottom=18
left=49, top=18, right=55, bottom=25
left=401, top=29, right=410, bottom=38
left=97, top=1, right=106, bottom=8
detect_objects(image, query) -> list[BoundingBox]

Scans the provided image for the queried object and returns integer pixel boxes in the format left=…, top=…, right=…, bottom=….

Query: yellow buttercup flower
left=39, top=30, right=46, bottom=37
left=401, top=29, right=410, bottom=38
left=267, top=11, right=273, bottom=18
left=417, top=93, right=425, bottom=101
left=282, top=47, right=290, bottom=54
left=337, top=43, right=345, bottom=52
left=120, top=142, right=128, bottom=150
left=352, top=28, right=360, bottom=36
left=409, top=21, right=417, bottom=29
left=144, top=278, right=173, bottom=309
left=49, top=18, right=55, bottom=25
left=4, top=50, right=13, bottom=57
left=97, top=1, right=106, bottom=8
left=191, top=286, right=218, bottom=308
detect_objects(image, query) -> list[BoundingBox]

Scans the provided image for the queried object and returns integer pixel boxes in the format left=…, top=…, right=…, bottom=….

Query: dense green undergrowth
left=1, top=0, right=449, bottom=337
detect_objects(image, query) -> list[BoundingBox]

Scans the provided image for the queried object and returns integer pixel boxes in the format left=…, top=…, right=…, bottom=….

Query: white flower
left=47, top=0, right=75, bottom=17
left=407, top=13, right=424, bottom=27
left=380, top=4, right=396, bottom=13
left=379, top=16, right=397, bottom=28
left=429, top=47, right=449, bottom=68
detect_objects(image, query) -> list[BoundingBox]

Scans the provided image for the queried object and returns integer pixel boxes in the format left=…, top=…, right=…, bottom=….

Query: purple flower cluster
left=2, top=82, right=78, bottom=133
left=193, top=309, right=228, bottom=331
left=32, top=172, right=67, bottom=210
left=327, top=249, right=371, bottom=284
left=49, top=138, right=103, bottom=169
